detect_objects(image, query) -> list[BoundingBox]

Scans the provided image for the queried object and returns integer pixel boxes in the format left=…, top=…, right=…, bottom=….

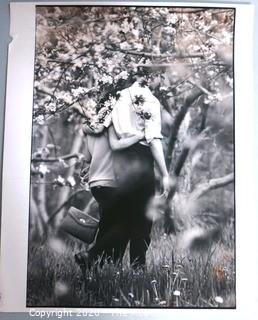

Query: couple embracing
left=75, top=71, right=169, bottom=273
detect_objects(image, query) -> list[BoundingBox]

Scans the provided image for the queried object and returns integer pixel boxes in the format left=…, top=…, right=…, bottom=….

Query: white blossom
left=74, top=60, right=83, bottom=68
left=119, top=71, right=129, bottom=80
left=173, top=290, right=181, bottom=297
left=56, top=175, right=66, bottom=186
left=46, top=103, right=56, bottom=113
left=134, top=43, right=144, bottom=51
left=62, top=93, right=73, bottom=104
left=36, top=115, right=45, bottom=125
left=215, top=296, right=224, bottom=304
left=167, top=13, right=178, bottom=24
left=101, top=75, right=113, bottom=84
left=94, top=43, right=105, bottom=52
left=120, top=42, right=131, bottom=50
left=38, top=164, right=49, bottom=175
left=71, top=87, right=85, bottom=96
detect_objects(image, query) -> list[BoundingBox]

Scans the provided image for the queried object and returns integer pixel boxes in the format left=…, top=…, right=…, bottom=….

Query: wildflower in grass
left=215, top=296, right=224, bottom=304
left=151, top=280, right=159, bottom=300
left=173, top=290, right=181, bottom=307
left=162, top=264, right=170, bottom=270
left=181, top=277, right=188, bottom=290
left=134, top=300, right=141, bottom=306
left=112, top=297, right=120, bottom=306
left=173, top=290, right=181, bottom=296
left=128, top=292, right=134, bottom=299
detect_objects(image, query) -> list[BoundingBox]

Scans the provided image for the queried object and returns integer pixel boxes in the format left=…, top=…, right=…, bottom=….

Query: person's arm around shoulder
left=108, top=125, right=143, bottom=151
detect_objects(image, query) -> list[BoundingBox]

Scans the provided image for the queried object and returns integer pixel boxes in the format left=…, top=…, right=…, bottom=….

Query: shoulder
left=119, top=87, right=130, bottom=97
left=146, top=93, right=160, bottom=109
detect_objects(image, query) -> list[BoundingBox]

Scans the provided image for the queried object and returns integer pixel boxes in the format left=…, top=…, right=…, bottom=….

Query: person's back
left=76, top=125, right=145, bottom=270
left=112, top=80, right=162, bottom=145
left=109, top=76, right=170, bottom=269
left=85, top=132, right=116, bottom=188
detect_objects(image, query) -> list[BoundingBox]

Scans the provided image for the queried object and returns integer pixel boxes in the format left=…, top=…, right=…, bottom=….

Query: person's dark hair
left=135, top=65, right=152, bottom=77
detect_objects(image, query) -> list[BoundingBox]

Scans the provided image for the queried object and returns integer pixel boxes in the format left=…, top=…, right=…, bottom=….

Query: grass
left=27, top=223, right=235, bottom=308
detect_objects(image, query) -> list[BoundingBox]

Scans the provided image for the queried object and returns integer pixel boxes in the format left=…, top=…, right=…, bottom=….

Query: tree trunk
left=55, top=129, right=84, bottom=226
left=29, top=191, right=45, bottom=241
left=164, top=93, right=208, bottom=234
left=166, top=88, right=203, bottom=169
left=37, top=126, right=49, bottom=225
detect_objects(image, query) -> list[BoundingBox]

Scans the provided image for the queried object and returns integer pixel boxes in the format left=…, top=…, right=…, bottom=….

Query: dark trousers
left=89, top=143, right=155, bottom=268
left=88, top=186, right=128, bottom=265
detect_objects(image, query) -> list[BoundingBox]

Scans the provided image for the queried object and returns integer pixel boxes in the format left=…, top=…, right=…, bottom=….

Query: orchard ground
left=27, top=222, right=235, bottom=308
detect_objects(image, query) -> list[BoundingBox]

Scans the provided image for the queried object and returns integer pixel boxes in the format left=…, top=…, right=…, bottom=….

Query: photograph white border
left=0, top=2, right=257, bottom=318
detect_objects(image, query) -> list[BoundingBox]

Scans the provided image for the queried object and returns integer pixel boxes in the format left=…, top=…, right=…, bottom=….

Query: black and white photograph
left=25, top=5, right=236, bottom=308
left=0, top=1, right=256, bottom=317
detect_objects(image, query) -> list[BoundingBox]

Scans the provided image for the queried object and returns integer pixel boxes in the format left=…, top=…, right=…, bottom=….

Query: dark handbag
left=60, top=206, right=99, bottom=244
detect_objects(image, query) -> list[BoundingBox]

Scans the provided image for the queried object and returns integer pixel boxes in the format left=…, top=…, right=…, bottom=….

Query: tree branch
left=169, top=9, right=210, bottom=14
left=190, top=172, right=234, bottom=201
left=137, top=62, right=228, bottom=68
left=188, top=80, right=213, bottom=96
left=105, top=45, right=204, bottom=60
left=36, top=88, right=56, bottom=99
left=32, top=153, right=84, bottom=163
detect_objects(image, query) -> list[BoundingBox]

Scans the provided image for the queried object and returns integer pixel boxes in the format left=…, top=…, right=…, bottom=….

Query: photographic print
left=26, top=5, right=235, bottom=308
